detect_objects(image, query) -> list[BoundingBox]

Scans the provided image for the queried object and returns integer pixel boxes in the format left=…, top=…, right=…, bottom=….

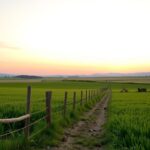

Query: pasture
left=107, top=85, right=150, bottom=149
left=0, top=78, right=150, bottom=149
left=0, top=80, right=106, bottom=149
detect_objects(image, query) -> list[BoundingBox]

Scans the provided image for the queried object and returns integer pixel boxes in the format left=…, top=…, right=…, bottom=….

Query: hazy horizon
left=0, top=0, right=150, bottom=75
left=1, top=71, right=150, bottom=77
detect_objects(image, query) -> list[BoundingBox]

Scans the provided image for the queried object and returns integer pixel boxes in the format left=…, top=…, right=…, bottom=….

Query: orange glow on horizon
left=1, top=59, right=150, bottom=75
left=0, top=0, right=150, bottom=75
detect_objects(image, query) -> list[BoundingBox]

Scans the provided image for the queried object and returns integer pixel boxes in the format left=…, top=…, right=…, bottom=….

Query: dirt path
left=51, top=90, right=111, bottom=150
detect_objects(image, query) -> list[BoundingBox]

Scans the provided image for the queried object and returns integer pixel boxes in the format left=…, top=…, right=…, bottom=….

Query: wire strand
left=0, top=115, right=47, bottom=138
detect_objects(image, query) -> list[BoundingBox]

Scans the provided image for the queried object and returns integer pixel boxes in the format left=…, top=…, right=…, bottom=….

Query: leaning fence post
left=92, top=90, right=94, bottom=99
left=80, top=91, right=83, bottom=106
left=73, top=92, right=76, bottom=111
left=25, top=86, right=31, bottom=138
left=63, top=92, right=68, bottom=117
left=45, top=91, right=52, bottom=127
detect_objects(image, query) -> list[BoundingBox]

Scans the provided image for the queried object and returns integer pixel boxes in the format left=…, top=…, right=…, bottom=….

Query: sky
left=0, top=0, right=150, bottom=75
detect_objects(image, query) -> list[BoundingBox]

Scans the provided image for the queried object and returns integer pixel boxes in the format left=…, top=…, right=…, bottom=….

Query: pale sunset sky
left=0, top=0, right=150, bottom=75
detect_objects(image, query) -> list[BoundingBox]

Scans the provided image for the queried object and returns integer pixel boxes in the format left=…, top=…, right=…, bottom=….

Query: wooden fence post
left=88, top=90, right=90, bottom=101
left=97, top=89, right=100, bottom=98
left=80, top=90, right=83, bottom=106
left=73, top=92, right=76, bottom=111
left=92, top=90, right=94, bottom=101
left=86, top=90, right=87, bottom=103
left=95, top=90, right=96, bottom=98
left=92, top=90, right=94, bottom=99
left=93, top=90, right=94, bottom=99
left=91, top=90, right=93, bottom=100
left=90, top=90, right=92, bottom=100
left=45, top=91, right=52, bottom=127
left=25, top=86, right=31, bottom=138
left=63, top=92, right=68, bottom=117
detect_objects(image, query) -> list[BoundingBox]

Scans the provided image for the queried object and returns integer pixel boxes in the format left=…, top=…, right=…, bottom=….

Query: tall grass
left=0, top=80, right=105, bottom=149
left=107, top=92, right=150, bottom=150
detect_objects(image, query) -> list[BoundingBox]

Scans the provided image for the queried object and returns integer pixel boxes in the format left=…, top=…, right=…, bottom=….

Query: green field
left=0, top=80, right=106, bottom=149
left=0, top=79, right=150, bottom=149
left=107, top=86, right=150, bottom=149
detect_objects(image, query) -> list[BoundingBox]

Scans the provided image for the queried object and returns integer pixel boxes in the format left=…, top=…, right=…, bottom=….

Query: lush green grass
left=107, top=89, right=150, bottom=149
left=0, top=80, right=105, bottom=149
left=0, top=79, right=150, bottom=149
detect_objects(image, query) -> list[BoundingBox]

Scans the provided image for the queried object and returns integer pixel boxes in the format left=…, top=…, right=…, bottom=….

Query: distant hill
left=0, top=72, right=150, bottom=78
left=15, top=75, right=42, bottom=79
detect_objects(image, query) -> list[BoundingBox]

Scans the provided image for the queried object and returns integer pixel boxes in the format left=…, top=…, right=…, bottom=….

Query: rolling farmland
left=0, top=78, right=150, bottom=149
left=106, top=85, right=150, bottom=149
left=0, top=80, right=106, bottom=149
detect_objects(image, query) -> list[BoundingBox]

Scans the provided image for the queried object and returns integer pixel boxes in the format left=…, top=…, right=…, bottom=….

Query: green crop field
left=107, top=85, right=150, bottom=150
left=0, top=80, right=106, bottom=150
left=0, top=78, right=150, bottom=149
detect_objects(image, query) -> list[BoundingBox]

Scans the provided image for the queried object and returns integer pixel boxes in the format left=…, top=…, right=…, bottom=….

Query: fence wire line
left=0, top=99, right=44, bottom=106
left=0, top=89, right=103, bottom=139
left=0, top=115, right=47, bottom=138
left=0, top=91, right=97, bottom=106
left=29, top=126, right=47, bottom=139
left=0, top=101, right=26, bottom=106
left=53, top=109, right=63, bottom=115
left=52, top=104, right=64, bottom=111
left=31, top=108, right=47, bottom=116
left=76, top=100, right=83, bottom=104
left=53, top=107, right=63, bottom=114
left=52, top=115, right=63, bottom=122
left=53, top=95, right=100, bottom=115
left=67, top=101, right=74, bottom=106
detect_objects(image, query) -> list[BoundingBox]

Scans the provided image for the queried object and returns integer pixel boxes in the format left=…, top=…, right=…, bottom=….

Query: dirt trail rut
left=51, top=91, right=111, bottom=150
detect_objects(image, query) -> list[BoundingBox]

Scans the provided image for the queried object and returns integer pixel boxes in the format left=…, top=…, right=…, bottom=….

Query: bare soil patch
left=51, top=91, right=111, bottom=150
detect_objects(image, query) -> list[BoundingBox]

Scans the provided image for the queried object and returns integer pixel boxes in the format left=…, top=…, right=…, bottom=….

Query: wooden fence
left=0, top=86, right=109, bottom=140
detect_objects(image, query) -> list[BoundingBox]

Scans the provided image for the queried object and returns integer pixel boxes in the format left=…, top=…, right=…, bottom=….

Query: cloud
left=0, top=41, right=20, bottom=50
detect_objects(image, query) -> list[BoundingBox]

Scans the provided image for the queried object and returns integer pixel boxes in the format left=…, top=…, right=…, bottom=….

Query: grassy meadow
left=0, top=77, right=150, bottom=149
left=106, top=83, right=150, bottom=150
left=0, top=79, right=106, bottom=149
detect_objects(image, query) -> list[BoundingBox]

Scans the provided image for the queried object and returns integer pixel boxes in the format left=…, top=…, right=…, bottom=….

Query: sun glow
left=0, top=0, right=150, bottom=75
